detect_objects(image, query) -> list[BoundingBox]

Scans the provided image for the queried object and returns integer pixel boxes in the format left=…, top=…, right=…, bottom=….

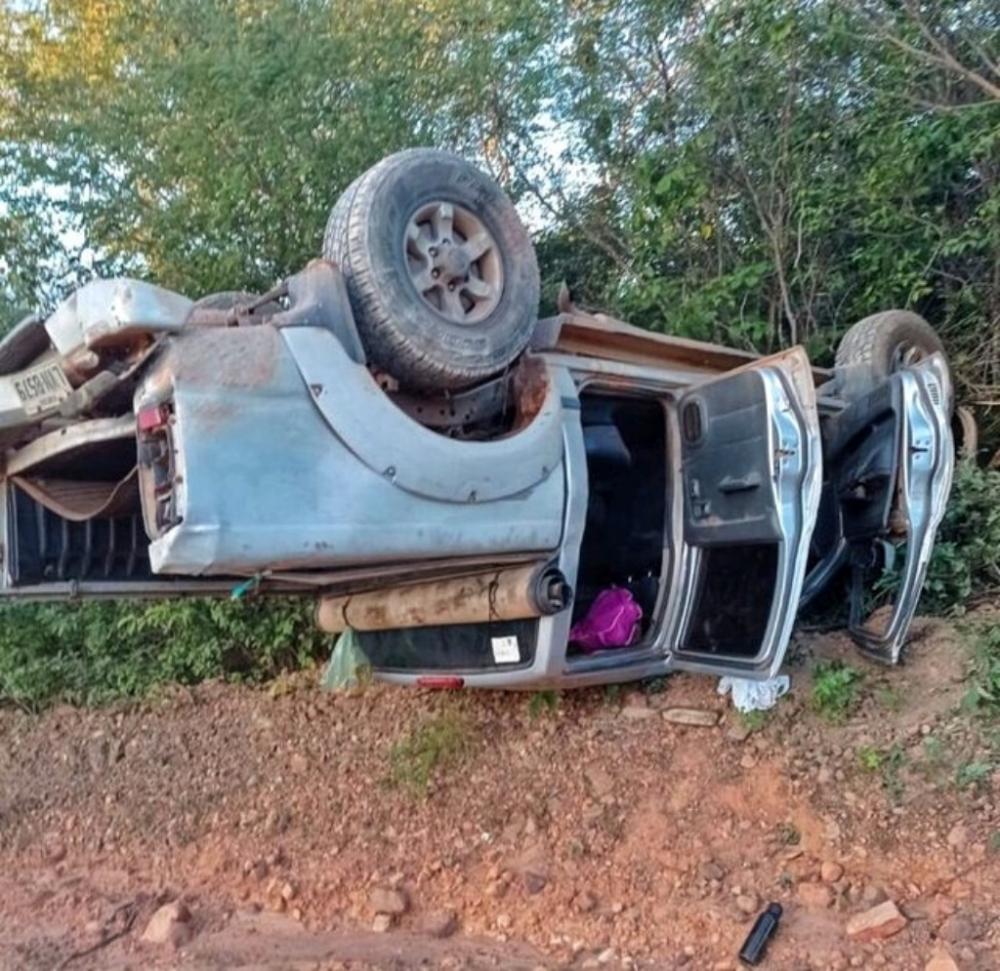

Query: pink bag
left=569, top=587, right=643, bottom=652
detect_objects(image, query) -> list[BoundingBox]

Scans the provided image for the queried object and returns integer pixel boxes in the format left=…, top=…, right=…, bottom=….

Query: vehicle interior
left=569, top=391, right=668, bottom=656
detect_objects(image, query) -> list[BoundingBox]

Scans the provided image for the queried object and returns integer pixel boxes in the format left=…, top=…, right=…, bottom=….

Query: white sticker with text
left=491, top=635, right=520, bottom=664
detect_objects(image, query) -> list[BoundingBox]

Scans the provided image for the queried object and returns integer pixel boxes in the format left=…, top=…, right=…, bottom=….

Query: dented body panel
left=134, top=325, right=566, bottom=576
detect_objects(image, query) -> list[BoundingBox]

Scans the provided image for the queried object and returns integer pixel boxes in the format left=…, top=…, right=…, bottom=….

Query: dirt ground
left=1, top=617, right=997, bottom=971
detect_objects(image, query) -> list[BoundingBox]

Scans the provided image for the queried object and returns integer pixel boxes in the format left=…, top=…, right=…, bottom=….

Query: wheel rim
left=403, top=201, right=503, bottom=324
left=891, top=341, right=927, bottom=371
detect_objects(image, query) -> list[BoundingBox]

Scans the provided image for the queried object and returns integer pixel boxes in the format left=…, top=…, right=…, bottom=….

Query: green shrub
left=386, top=711, right=472, bottom=795
left=811, top=661, right=862, bottom=721
left=920, top=461, right=1000, bottom=614
left=963, top=622, right=1000, bottom=718
left=0, top=597, right=330, bottom=710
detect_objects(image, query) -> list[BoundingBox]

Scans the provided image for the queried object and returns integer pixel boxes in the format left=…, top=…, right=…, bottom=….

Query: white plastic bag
left=717, top=674, right=790, bottom=713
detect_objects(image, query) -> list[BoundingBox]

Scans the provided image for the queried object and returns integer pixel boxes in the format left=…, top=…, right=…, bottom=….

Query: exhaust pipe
left=315, top=562, right=571, bottom=634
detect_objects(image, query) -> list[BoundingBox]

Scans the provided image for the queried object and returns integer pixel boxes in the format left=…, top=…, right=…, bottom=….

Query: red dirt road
left=1, top=618, right=997, bottom=969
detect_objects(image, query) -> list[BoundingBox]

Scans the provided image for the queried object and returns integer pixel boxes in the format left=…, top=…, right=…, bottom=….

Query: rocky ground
left=0, top=617, right=997, bottom=970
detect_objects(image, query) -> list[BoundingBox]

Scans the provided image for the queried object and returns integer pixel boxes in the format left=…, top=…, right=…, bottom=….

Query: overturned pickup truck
left=0, top=150, right=953, bottom=689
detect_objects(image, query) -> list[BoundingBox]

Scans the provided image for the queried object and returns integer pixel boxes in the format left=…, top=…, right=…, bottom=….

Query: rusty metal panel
left=282, top=326, right=564, bottom=503
left=137, top=326, right=566, bottom=576
left=540, top=312, right=833, bottom=385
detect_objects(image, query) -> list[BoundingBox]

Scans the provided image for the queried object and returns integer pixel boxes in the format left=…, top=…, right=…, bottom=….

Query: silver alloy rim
left=404, top=201, right=503, bottom=324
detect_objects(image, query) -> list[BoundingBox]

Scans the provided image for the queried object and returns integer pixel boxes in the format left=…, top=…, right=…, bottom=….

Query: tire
left=0, top=314, right=50, bottom=375
left=835, top=310, right=948, bottom=405
left=323, top=149, right=539, bottom=391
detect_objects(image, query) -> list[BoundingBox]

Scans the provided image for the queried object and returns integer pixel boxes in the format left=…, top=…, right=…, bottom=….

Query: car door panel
left=846, top=354, right=954, bottom=661
left=668, top=348, right=821, bottom=679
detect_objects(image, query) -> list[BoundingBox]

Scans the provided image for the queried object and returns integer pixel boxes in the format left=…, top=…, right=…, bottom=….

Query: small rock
left=85, top=734, right=111, bottom=773
left=585, top=766, right=614, bottom=798
left=938, top=913, right=980, bottom=943
left=509, top=846, right=549, bottom=895
left=925, top=954, right=960, bottom=971
left=280, top=882, right=297, bottom=902
left=725, top=721, right=753, bottom=742
left=662, top=707, right=719, bottom=727
left=797, top=882, right=834, bottom=909
left=141, top=901, right=192, bottom=948
left=845, top=900, right=907, bottom=941
left=372, top=913, right=392, bottom=933
left=523, top=870, right=547, bottom=894
left=419, top=909, right=457, bottom=939
left=574, top=890, right=597, bottom=913
left=370, top=887, right=408, bottom=916
left=699, top=861, right=726, bottom=881
left=861, top=883, right=887, bottom=906
left=735, top=893, right=759, bottom=915
left=597, top=948, right=616, bottom=965
left=496, top=913, right=512, bottom=930
left=621, top=705, right=656, bottom=721
left=821, top=860, right=844, bottom=883
left=946, top=823, right=968, bottom=850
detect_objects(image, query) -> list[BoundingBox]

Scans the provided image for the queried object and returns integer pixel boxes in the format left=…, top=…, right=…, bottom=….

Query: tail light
left=137, top=403, right=170, bottom=433
left=137, top=400, right=181, bottom=534
left=416, top=676, right=465, bottom=690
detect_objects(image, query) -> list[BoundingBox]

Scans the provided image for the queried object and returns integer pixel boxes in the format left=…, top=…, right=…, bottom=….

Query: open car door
left=820, top=353, right=953, bottom=663
left=666, top=348, right=822, bottom=679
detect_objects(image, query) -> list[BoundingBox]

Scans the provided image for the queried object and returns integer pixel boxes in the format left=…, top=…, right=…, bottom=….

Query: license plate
left=12, top=361, right=73, bottom=416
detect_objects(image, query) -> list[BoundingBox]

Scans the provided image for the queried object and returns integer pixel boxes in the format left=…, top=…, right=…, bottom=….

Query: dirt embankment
left=0, top=618, right=997, bottom=970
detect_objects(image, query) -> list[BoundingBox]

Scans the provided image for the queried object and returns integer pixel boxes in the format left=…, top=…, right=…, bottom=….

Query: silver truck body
left=0, top=262, right=954, bottom=688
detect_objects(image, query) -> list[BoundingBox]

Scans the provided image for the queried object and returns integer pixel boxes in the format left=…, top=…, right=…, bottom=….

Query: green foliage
left=963, top=622, right=1000, bottom=717
left=857, top=745, right=884, bottom=772
left=551, top=0, right=1000, bottom=415
left=603, top=684, right=623, bottom=705
left=0, top=0, right=556, bottom=303
left=874, top=685, right=903, bottom=713
left=640, top=675, right=670, bottom=695
left=858, top=743, right=906, bottom=802
left=386, top=710, right=471, bottom=795
left=740, top=709, right=769, bottom=732
left=0, top=598, right=329, bottom=710
left=775, top=821, right=800, bottom=846
left=528, top=689, right=559, bottom=717
left=811, top=661, right=862, bottom=721
left=921, top=462, right=1000, bottom=613
left=881, top=744, right=907, bottom=803
left=955, top=759, right=992, bottom=790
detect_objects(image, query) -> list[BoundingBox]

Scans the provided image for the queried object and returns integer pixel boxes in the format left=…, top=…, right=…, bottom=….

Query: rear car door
left=666, top=348, right=822, bottom=679
left=824, top=353, right=953, bottom=662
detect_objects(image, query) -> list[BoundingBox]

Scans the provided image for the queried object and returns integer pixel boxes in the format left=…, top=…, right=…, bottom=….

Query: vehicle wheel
left=0, top=314, right=50, bottom=375
left=835, top=310, right=949, bottom=406
left=323, top=149, right=539, bottom=391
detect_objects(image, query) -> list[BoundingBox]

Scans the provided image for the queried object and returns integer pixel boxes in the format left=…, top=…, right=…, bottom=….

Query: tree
left=0, top=0, right=556, bottom=303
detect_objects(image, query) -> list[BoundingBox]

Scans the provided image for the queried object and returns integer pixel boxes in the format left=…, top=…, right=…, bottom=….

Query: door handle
left=718, top=473, right=761, bottom=494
